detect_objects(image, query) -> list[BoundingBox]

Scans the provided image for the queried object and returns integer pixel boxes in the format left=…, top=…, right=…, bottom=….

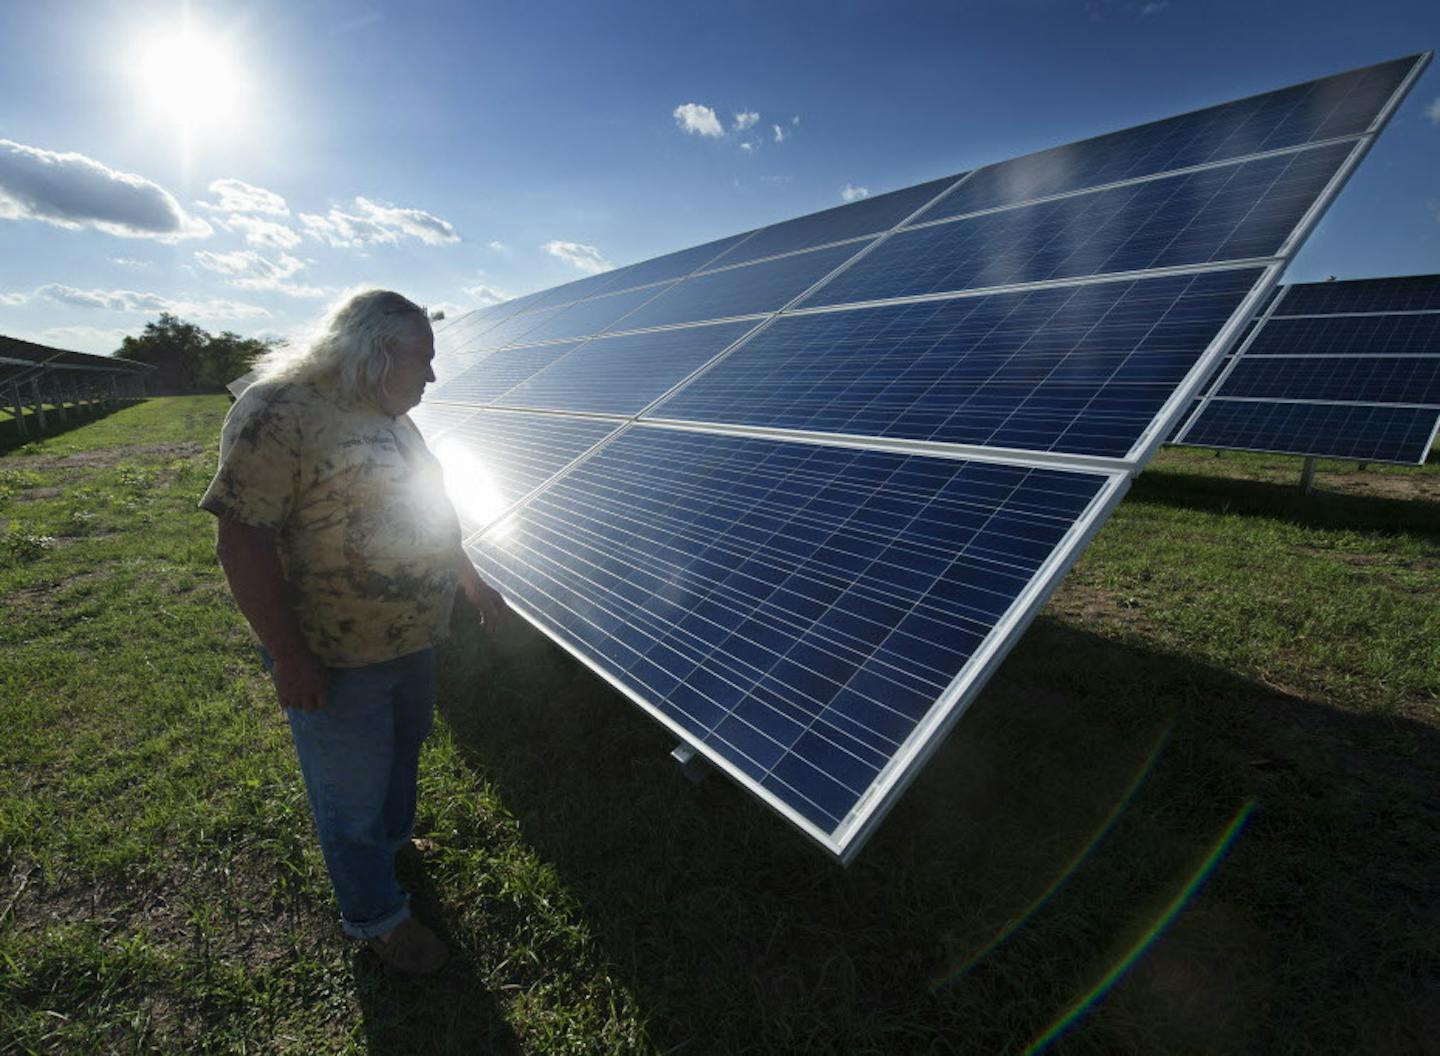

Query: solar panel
left=431, top=53, right=1427, bottom=861
left=466, top=428, right=1122, bottom=840
left=503, top=282, right=677, bottom=346
left=1178, top=400, right=1440, bottom=463
left=616, top=241, right=870, bottom=331
left=429, top=342, right=586, bottom=405
left=915, top=55, right=1417, bottom=224
left=492, top=320, right=756, bottom=417
left=1246, top=312, right=1440, bottom=355
left=1266, top=272, right=1440, bottom=315
left=1219, top=355, right=1440, bottom=404
left=652, top=269, right=1262, bottom=459
left=801, top=142, right=1353, bottom=309
left=704, top=174, right=964, bottom=269
left=1173, top=273, right=1440, bottom=464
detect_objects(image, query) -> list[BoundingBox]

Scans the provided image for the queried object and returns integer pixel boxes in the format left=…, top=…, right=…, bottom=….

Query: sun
left=134, top=20, right=246, bottom=133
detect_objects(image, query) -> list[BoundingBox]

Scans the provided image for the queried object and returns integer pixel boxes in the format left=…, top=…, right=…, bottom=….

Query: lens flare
left=1022, top=799, right=1258, bottom=1055
left=433, top=439, right=513, bottom=539
left=931, top=724, right=1174, bottom=990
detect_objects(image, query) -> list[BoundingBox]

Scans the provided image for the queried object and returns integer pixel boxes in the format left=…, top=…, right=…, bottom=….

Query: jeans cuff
left=341, top=896, right=411, bottom=940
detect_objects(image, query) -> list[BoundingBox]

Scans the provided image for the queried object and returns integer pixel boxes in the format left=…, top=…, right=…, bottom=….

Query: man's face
left=380, top=317, right=436, bottom=416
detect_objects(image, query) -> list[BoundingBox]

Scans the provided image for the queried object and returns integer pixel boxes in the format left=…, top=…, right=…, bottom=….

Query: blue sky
left=1, top=0, right=1437, bottom=355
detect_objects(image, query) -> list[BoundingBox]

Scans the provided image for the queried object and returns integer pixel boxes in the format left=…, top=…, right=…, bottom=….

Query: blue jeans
left=264, top=647, right=436, bottom=939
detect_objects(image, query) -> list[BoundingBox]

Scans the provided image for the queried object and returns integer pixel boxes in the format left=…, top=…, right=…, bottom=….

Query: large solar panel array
left=415, top=53, right=1428, bottom=862
left=1172, top=274, right=1440, bottom=464
left=0, top=334, right=154, bottom=390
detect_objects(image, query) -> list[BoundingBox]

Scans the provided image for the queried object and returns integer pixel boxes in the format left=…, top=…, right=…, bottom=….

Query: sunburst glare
left=134, top=18, right=246, bottom=135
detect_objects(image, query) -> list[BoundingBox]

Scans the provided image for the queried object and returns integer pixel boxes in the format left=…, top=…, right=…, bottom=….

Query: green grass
left=1, top=397, right=1436, bottom=1054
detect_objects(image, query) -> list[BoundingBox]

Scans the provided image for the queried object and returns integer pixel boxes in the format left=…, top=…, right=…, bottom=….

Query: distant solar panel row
left=1174, top=272, right=1440, bottom=463
left=420, top=54, right=1426, bottom=860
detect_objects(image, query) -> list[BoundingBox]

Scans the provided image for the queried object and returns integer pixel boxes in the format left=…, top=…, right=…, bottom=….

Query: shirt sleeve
left=198, top=384, right=302, bottom=530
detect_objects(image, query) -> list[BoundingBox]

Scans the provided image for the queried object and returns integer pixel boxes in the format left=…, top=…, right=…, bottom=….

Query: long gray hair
left=254, top=288, right=429, bottom=402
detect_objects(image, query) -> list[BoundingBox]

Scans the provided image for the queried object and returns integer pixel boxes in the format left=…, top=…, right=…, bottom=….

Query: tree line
left=117, top=314, right=280, bottom=394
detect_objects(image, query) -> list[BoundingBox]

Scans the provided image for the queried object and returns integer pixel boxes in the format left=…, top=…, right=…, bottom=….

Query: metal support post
left=30, top=378, right=46, bottom=431
left=1299, top=456, right=1317, bottom=495
left=671, top=743, right=712, bottom=784
left=55, top=381, right=68, bottom=424
left=10, top=384, right=26, bottom=436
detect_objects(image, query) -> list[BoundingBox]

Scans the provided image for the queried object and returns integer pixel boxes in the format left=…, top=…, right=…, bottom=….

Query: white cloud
left=462, top=283, right=513, bottom=306
left=353, top=197, right=459, bottom=245
left=298, top=197, right=459, bottom=248
left=3, top=283, right=269, bottom=319
left=199, top=177, right=289, bottom=216
left=220, top=214, right=302, bottom=250
left=1426, top=98, right=1440, bottom=125
left=193, top=249, right=325, bottom=298
left=733, top=110, right=759, bottom=132
left=542, top=240, right=612, bottom=275
left=673, top=103, right=724, bottom=138
left=425, top=301, right=466, bottom=320
left=740, top=142, right=756, bottom=153
left=772, top=124, right=787, bottom=143
left=0, top=139, right=211, bottom=241
left=792, top=115, right=800, bottom=126
left=1140, top=0, right=1169, bottom=12
left=110, top=257, right=151, bottom=268
left=487, top=240, right=509, bottom=252
left=840, top=184, right=870, bottom=202
left=37, top=326, right=133, bottom=354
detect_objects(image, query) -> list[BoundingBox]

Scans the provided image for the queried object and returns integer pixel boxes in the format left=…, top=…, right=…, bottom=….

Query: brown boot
left=367, top=917, right=448, bottom=975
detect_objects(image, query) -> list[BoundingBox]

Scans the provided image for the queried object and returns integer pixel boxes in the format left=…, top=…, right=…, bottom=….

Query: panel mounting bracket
left=671, top=743, right=711, bottom=784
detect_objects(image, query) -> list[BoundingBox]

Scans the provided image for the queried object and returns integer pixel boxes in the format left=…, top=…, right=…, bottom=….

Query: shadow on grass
left=0, top=401, right=135, bottom=455
left=349, top=852, right=522, bottom=1055
left=435, top=614, right=1439, bottom=1055
left=1129, top=467, right=1440, bottom=542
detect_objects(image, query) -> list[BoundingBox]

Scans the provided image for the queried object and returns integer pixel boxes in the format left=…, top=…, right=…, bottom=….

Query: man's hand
left=457, top=559, right=507, bottom=629
left=272, top=648, right=328, bottom=712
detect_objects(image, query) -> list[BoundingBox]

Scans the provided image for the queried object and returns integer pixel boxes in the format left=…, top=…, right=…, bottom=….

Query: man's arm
left=215, top=518, right=327, bottom=711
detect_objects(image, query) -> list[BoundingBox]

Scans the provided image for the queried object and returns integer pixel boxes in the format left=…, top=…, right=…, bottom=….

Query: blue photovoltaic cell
left=1181, top=399, right=1440, bottom=463
left=429, top=342, right=586, bottom=405
left=505, top=283, right=676, bottom=346
left=618, top=241, right=868, bottom=332
left=1218, top=355, right=1440, bottom=404
left=654, top=269, right=1261, bottom=458
left=431, top=409, right=620, bottom=534
left=495, top=320, right=756, bottom=416
left=804, top=143, right=1350, bottom=309
left=1245, top=312, right=1440, bottom=355
left=1272, top=273, right=1440, bottom=316
left=918, top=55, right=1417, bottom=223
left=705, top=175, right=964, bottom=270
left=466, top=427, right=1111, bottom=835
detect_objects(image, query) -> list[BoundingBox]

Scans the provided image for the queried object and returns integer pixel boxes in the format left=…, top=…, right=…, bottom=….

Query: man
left=200, top=289, right=504, bottom=974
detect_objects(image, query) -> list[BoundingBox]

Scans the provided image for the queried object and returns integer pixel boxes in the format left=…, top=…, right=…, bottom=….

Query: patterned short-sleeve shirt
left=200, top=379, right=463, bottom=667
